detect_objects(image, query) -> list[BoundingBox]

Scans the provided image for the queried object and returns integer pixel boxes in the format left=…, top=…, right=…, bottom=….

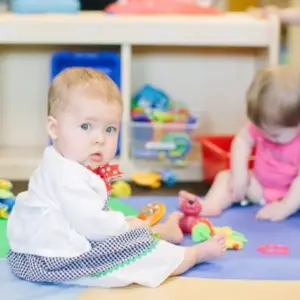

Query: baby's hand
left=256, top=202, right=293, bottom=222
left=126, top=217, right=150, bottom=229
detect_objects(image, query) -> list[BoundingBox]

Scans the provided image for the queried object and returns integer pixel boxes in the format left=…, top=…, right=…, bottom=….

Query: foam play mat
left=1, top=196, right=300, bottom=300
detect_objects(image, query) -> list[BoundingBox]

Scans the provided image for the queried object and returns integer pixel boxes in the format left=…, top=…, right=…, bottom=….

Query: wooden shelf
left=0, top=12, right=280, bottom=181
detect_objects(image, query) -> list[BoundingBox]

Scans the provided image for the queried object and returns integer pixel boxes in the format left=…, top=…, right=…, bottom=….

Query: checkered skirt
left=8, top=227, right=158, bottom=283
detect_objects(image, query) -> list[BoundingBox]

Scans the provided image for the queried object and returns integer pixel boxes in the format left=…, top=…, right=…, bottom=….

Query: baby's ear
left=47, top=116, right=58, bottom=140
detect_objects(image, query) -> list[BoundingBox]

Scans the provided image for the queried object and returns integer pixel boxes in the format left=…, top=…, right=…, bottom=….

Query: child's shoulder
left=42, top=146, right=91, bottom=185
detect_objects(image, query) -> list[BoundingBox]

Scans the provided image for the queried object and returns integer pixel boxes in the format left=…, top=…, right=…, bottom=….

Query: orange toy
left=137, top=202, right=166, bottom=226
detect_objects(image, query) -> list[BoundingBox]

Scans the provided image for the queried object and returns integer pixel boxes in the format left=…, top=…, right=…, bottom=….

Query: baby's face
left=52, top=95, right=122, bottom=168
left=262, top=124, right=300, bottom=144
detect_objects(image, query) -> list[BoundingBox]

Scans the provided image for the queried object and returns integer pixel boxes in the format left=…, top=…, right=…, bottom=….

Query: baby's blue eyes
left=80, top=123, right=91, bottom=131
left=80, top=123, right=117, bottom=134
left=106, top=126, right=117, bottom=134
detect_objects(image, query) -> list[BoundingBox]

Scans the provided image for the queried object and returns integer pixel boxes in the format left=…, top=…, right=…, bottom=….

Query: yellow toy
left=0, top=206, right=8, bottom=219
left=213, top=226, right=247, bottom=250
left=0, top=179, right=12, bottom=191
left=111, top=181, right=132, bottom=197
left=137, top=202, right=166, bottom=226
left=131, top=172, right=162, bottom=189
left=192, top=223, right=247, bottom=250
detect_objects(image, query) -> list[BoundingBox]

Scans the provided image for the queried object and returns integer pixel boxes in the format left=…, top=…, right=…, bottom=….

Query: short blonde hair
left=247, top=65, right=300, bottom=128
left=48, top=67, right=122, bottom=116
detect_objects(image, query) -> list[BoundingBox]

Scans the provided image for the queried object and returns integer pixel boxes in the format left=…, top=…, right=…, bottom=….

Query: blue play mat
left=1, top=195, right=300, bottom=299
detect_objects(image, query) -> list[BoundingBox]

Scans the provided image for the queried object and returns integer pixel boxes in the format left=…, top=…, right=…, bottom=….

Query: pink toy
left=179, top=198, right=214, bottom=234
left=105, top=0, right=223, bottom=15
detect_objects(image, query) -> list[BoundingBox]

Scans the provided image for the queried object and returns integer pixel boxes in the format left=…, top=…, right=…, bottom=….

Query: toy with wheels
left=137, top=202, right=166, bottom=226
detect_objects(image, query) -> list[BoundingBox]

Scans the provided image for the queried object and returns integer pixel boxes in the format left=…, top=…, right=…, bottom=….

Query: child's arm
left=281, top=173, right=300, bottom=215
left=230, top=125, right=255, bottom=200
left=58, top=181, right=129, bottom=241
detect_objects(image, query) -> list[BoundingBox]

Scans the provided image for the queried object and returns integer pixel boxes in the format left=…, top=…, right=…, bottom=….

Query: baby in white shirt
left=7, top=67, right=225, bottom=288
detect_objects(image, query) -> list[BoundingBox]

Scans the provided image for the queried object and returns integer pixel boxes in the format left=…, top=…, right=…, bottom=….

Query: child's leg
left=170, top=233, right=226, bottom=276
left=246, top=174, right=264, bottom=203
left=179, top=170, right=234, bottom=216
left=179, top=171, right=263, bottom=217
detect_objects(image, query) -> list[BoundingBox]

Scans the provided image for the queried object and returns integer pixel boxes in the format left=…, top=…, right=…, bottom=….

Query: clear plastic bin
left=130, top=118, right=201, bottom=168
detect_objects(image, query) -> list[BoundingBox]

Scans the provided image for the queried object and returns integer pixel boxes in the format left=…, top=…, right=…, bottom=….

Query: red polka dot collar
left=88, top=163, right=122, bottom=194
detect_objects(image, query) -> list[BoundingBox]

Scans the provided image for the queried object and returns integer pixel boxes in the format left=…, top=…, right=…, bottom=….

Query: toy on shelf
left=0, top=180, right=16, bottom=219
left=131, top=84, right=198, bottom=166
left=10, top=0, right=80, bottom=14
left=132, top=169, right=177, bottom=189
left=179, top=196, right=247, bottom=250
left=111, top=181, right=132, bottom=198
left=137, top=202, right=166, bottom=226
left=105, top=0, right=223, bottom=15
left=131, top=84, right=196, bottom=125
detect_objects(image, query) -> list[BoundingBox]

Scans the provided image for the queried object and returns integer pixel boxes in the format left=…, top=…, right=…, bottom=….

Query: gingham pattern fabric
left=8, top=228, right=157, bottom=283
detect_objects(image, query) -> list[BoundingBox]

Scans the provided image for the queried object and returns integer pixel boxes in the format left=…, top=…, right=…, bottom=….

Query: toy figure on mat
left=7, top=67, right=225, bottom=288
left=180, top=66, right=300, bottom=222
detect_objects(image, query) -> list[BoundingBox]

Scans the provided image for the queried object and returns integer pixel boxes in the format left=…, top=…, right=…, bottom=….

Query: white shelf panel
left=0, top=12, right=278, bottom=46
left=0, top=146, right=43, bottom=180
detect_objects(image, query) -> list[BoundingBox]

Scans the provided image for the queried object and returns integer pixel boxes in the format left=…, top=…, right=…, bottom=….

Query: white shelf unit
left=0, top=12, right=280, bottom=181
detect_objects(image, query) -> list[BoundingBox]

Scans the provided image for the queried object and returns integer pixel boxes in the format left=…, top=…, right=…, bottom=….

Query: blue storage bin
left=10, top=0, right=80, bottom=13
left=50, top=51, right=122, bottom=156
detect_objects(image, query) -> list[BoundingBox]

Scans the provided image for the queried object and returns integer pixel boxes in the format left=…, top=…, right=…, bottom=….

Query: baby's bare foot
left=154, top=211, right=184, bottom=244
left=194, top=233, right=226, bottom=263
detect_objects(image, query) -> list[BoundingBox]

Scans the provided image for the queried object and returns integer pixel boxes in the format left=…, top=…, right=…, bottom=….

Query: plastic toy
left=0, top=204, right=8, bottom=220
left=158, top=132, right=192, bottom=165
left=193, top=224, right=247, bottom=250
left=257, top=244, right=289, bottom=255
left=160, top=169, right=177, bottom=187
left=0, top=180, right=13, bottom=191
left=131, top=84, right=170, bottom=112
left=137, top=202, right=166, bottom=226
left=0, top=180, right=15, bottom=218
left=10, top=0, right=80, bottom=13
left=132, top=172, right=162, bottom=188
left=179, top=197, right=247, bottom=250
left=111, top=181, right=132, bottom=197
left=132, top=169, right=177, bottom=189
left=105, top=0, right=223, bottom=15
left=179, top=198, right=213, bottom=234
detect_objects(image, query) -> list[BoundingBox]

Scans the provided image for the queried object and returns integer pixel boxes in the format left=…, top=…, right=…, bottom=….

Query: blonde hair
left=48, top=67, right=122, bottom=116
left=247, top=65, right=300, bottom=128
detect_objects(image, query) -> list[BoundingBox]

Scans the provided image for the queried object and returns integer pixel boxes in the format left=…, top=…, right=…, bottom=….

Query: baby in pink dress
left=180, top=65, right=300, bottom=221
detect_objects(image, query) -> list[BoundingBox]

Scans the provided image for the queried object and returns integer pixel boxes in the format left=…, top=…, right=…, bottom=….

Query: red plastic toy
left=179, top=197, right=213, bottom=234
left=257, top=244, right=289, bottom=255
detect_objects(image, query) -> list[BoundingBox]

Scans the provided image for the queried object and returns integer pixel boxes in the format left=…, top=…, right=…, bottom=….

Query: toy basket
left=196, top=135, right=256, bottom=183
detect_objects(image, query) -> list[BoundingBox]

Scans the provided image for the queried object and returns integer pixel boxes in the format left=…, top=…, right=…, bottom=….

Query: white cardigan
left=7, top=146, right=129, bottom=258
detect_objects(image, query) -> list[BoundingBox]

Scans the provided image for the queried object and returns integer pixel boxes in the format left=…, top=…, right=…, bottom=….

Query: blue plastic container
left=10, top=0, right=80, bottom=13
left=50, top=51, right=122, bottom=156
